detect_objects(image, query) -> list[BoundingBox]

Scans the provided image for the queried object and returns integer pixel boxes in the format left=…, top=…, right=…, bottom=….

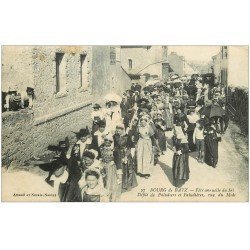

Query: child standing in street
left=193, top=120, right=205, bottom=163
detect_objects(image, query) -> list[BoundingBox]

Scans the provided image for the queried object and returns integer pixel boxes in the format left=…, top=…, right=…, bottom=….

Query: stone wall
left=2, top=46, right=34, bottom=93
left=32, top=46, right=93, bottom=156
left=120, top=46, right=165, bottom=78
left=92, top=46, right=132, bottom=104
left=168, top=52, right=184, bottom=76
left=228, top=46, right=248, bottom=88
left=2, top=45, right=132, bottom=166
left=92, top=46, right=113, bottom=98
left=32, top=46, right=92, bottom=119
left=33, top=103, right=92, bottom=157
left=227, top=87, right=248, bottom=135
left=2, top=46, right=94, bottom=165
left=2, top=104, right=92, bottom=166
left=212, top=53, right=221, bottom=82
left=1, top=110, right=34, bottom=166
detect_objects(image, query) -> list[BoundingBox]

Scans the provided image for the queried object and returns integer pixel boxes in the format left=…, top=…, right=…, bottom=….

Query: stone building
left=2, top=46, right=35, bottom=93
left=212, top=52, right=222, bottom=83
left=92, top=46, right=131, bottom=101
left=168, top=52, right=185, bottom=76
left=211, top=46, right=248, bottom=88
left=227, top=46, right=248, bottom=88
left=168, top=51, right=198, bottom=76
left=1, top=45, right=131, bottom=167
left=120, top=46, right=169, bottom=82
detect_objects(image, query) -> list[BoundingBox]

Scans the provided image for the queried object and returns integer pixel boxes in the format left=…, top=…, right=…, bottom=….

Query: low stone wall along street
left=1, top=104, right=92, bottom=167
left=227, top=87, right=248, bottom=135
left=1, top=45, right=132, bottom=168
left=33, top=103, right=92, bottom=157
left=2, top=110, right=34, bottom=166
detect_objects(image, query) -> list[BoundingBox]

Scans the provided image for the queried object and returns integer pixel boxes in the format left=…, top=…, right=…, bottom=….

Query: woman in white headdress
left=91, top=103, right=105, bottom=135
left=81, top=170, right=109, bottom=202
left=136, top=116, right=155, bottom=178
left=110, top=101, right=123, bottom=129
left=103, top=101, right=123, bottom=134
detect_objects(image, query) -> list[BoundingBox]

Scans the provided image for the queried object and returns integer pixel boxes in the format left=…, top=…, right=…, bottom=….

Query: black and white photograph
left=1, top=1, right=250, bottom=250
left=1, top=45, right=248, bottom=202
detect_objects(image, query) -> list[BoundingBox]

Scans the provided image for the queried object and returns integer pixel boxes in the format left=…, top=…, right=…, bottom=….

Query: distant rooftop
left=121, top=46, right=152, bottom=49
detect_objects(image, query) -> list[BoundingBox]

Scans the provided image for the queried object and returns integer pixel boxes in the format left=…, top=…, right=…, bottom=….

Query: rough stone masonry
left=1, top=46, right=132, bottom=167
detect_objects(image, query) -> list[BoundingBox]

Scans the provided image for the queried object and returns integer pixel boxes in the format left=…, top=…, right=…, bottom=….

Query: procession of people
left=44, top=74, right=229, bottom=202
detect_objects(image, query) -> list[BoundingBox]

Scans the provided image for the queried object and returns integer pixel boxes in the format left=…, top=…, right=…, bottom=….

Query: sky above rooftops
left=168, top=46, right=220, bottom=63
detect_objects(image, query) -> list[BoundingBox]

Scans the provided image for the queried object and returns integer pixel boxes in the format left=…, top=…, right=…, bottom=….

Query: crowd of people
left=44, top=74, right=229, bottom=202
left=2, top=87, right=34, bottom=112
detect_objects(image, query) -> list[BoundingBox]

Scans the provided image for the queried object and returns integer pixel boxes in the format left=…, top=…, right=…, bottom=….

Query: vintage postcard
left=1, top=45, right=249, bottom=202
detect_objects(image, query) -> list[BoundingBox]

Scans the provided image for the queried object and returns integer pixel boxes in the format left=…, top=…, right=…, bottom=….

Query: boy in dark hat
left=137, top=98, right=152, bottom=111
left=186, top=96, right=196, bottom=110
left=91, top=103, right=105, bottom=135
left=120, top=96, right=129, bottom=118
left=131, top=82, right=137, bottom=92
left=125, top=89, right=135, bottom=109
left=79, top=149, right=105, bottom=187
left=81, top=150, right=96, bottom=168
left=91, top=120, right=109, bottom=158
left=134, top=82, right=142, bottom=93
left=75, top=127, right=92, bottom=161
left=50, top=163, right=69, bottom=201
left=123, top=108, right=135, bottom=131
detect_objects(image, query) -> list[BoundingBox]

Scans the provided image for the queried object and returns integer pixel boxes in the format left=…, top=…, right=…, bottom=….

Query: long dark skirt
left=157, top=129, right=167, bottom=152
left=59, top=180, right=82, bottom=202
left=122, top=155, right=138, bottom=192
left=204, top=136, right=218, bottom=167
left=172, top=153, right=189, bottom=187
left=187, top=130, right=196, bottom=152
left=92, top=122, right=99, bottom=135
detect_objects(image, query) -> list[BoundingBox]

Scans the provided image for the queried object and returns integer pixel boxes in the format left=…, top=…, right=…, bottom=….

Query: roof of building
left=121, top=46, right=152, bottom=49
